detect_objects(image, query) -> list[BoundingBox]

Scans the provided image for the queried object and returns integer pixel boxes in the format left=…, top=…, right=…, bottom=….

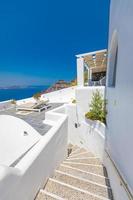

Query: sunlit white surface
left=0, top=115, right=41, bottom=166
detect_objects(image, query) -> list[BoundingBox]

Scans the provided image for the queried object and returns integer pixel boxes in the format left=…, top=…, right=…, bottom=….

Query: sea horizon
left=0, top=85, right=49, bottom=102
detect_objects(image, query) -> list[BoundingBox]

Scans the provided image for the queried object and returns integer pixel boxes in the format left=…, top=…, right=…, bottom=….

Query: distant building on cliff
left=43, top=79, right=76, bottom=94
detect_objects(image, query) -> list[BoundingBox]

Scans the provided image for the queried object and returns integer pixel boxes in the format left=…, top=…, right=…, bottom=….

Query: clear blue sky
left=0, top=0, right=110, bottom=87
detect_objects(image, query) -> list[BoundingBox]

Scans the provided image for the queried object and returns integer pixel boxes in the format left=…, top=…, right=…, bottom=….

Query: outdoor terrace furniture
left=16, top=98, right=50, bottom=112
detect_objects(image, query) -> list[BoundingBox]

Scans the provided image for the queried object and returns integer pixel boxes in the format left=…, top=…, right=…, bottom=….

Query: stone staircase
left=36, top=145, right=113, bottom=200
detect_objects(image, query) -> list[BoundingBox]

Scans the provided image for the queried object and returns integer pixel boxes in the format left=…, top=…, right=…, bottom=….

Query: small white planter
left=85, top=117, right=105, bottom=136
left=85, top=117, right=96, bottom=126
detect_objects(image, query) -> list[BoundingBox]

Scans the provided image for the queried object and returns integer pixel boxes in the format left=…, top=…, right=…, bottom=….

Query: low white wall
left=42, top=86, right=76, bottom=103
left=0, top=100, right=14, bottom=111
left=16, top=86, right=76, bottom=106
left=17, top=97, right=35, bottom=105
left=0, top=106, right=68, bottom=200
left=66, top=104, right=105, bottom=161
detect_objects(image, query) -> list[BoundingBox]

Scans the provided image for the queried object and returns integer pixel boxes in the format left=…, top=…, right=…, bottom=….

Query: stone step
left=70, top=148, right=87, bottom=156
left=59, top=164, right=110, bottom=187
left=53, top=171, right=113, bottom=199
left=69, top=147, right=83, bottom=155
left=36, top=145, right=113, bottom=200
left=66, top=157, right=101, bottom=165
left=45, top=178, right=110, bottom=200
left=69, top=151, right=95, bottom=158
left=67, top=144, right=80, bottom=156
left=36, top=190, right=65, bottom=200
left=68, top=144, right=79, bottom=152
left=63, top=162, right=108, bottom=177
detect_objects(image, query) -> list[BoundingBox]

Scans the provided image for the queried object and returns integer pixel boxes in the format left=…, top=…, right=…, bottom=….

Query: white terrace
left=0, top=0, right=133, bottom=199
left=0, top=85, right=108, bottom=200
left=0, top=52, right=131, bottom=200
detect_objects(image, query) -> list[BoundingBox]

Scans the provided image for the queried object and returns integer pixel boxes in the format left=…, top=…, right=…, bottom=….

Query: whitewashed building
left=0, top=1, right=133, bottom=200
left=106, top=1, right=133, bottom=199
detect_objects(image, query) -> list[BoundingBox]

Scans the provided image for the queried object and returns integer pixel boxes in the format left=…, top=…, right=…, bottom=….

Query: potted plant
left=11, top=99, right=17, bottom=107
left=85, top=90, right=107, bottom=125
left=72, top=99, right=76, bottom=104
left=33, top=92, right=41, bottom=103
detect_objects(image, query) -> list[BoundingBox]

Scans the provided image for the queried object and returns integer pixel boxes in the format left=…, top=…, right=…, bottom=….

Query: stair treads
left=53, top=171, right=113, bottom=199
left=66, top=158, right=101, bottom=165
left=36, top=190, right=65, bottom=200
left=63, top=162, right=108, bottom=177
left=35, top=191, right=55, bottom=200
left=45, top=179, right=107, bottom=200
left=59, top=165, right=110, bottom=186
left=36, top=145, right=113, bottom=200
left=69, top=152, right=94, bottom=158
left=70, top=148, right=88, bottom=156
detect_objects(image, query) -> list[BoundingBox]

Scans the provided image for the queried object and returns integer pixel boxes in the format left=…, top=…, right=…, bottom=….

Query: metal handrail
left=106, top=150, right=133, bottom=200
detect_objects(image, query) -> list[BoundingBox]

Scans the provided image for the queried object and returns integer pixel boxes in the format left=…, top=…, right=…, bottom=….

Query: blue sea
left=0, top=85, right=49, bottom=102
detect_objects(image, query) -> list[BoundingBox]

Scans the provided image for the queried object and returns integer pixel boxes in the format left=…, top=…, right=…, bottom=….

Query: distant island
left=0, top=80, right=76, bottom=91
left=0, top=85, right=49, bottom=90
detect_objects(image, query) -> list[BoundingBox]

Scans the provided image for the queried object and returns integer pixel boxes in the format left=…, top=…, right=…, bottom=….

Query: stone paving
left=0, top=103, right=63, bottom=136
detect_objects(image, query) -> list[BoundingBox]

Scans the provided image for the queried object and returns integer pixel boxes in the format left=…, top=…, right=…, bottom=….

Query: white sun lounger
left=16, top=99, right=50, bottom=112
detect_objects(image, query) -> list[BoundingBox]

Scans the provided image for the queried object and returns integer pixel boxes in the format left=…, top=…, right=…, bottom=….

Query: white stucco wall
left=0, top=115, right=41, bottom=166
left=0, top=106, right=68, bottom=200
left=106, top=0, right=133, bottom=198
left=66, top=87, right=105, bottom=160
left=43, top=86, right=76, bottom=103
left=16, top=86, right=76, bottom=106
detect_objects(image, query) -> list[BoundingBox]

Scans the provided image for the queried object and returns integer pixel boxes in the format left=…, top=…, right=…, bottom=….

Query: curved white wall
left=0, top=115, right=41, bottom=166
left=0, top=106, right=68, bottom=200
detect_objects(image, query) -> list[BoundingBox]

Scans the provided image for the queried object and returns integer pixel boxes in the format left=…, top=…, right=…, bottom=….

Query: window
left=107, top=31, right=118, bottom=87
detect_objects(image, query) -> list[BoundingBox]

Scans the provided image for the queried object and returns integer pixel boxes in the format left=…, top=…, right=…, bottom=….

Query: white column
left=77, top=57, right=84, bottom=86
left=89, top=68, right=92, bottom=80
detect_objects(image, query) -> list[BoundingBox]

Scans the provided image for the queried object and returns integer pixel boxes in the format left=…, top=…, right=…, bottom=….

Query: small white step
left=70, top=148, right=87, bottom=156
left=69, top=151, right=94, bottom=158
left=62, top=162, right=108, bottom=177
left=63, top=161, right=103, bottom=167
left=39, top=190, right=65, bottom=200
left=66, top=157, right=101, bottom=165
